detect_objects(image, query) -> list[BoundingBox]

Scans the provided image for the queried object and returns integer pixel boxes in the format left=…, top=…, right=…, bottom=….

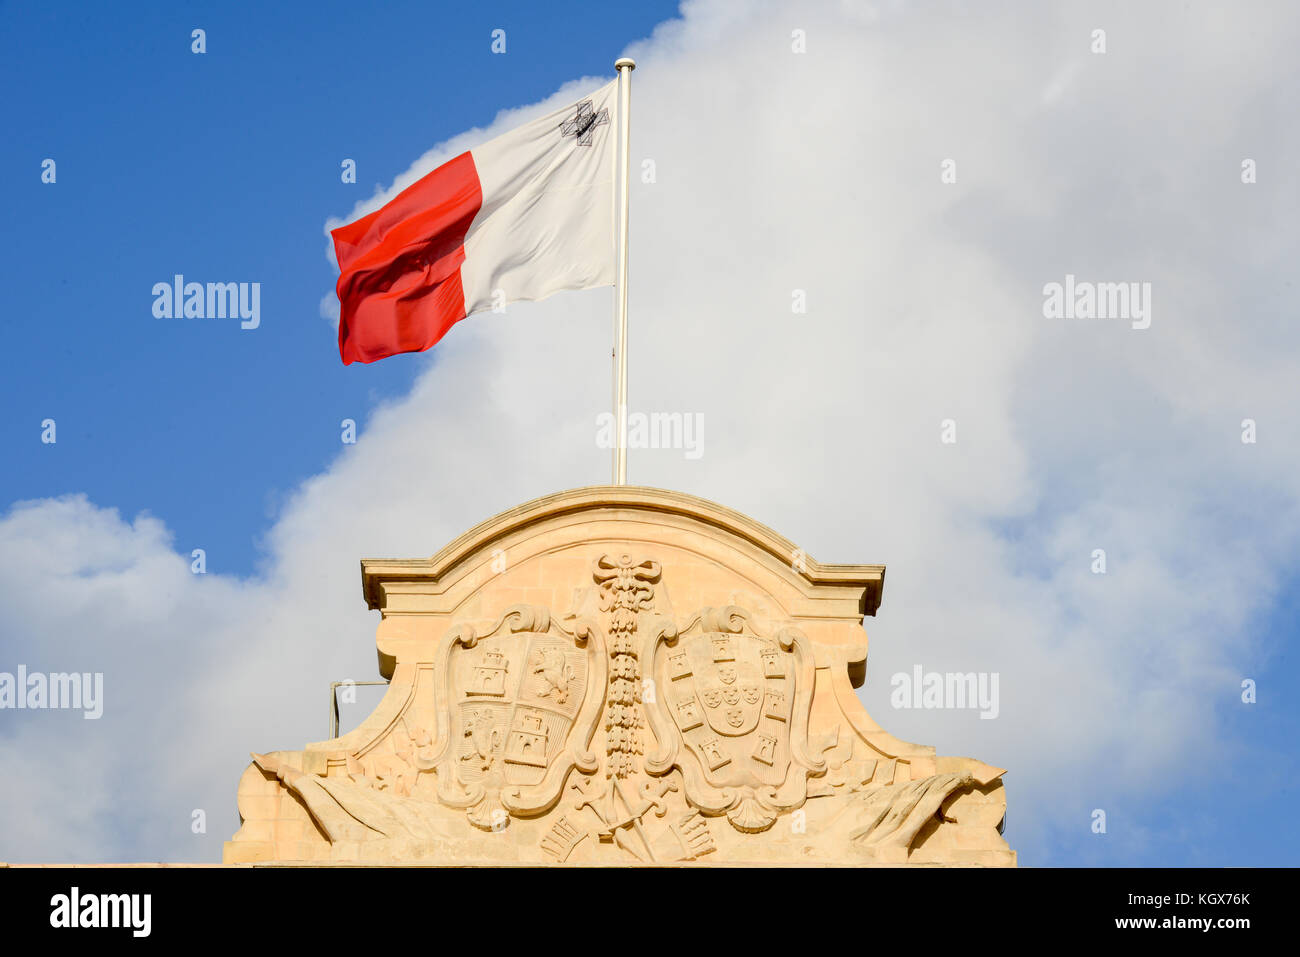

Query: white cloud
left=319, top=290, right=339, bottom=325
left=2, top=0, right=1298, bottom=863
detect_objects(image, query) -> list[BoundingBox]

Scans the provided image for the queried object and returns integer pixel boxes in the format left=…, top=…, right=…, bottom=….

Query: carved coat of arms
left=427, top=606, right=605, bottom=830
left=644, top=606, right=825, bottom=833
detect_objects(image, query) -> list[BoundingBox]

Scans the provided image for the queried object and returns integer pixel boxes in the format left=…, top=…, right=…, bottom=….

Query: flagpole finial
left=615, top=57, right=636, bottom=71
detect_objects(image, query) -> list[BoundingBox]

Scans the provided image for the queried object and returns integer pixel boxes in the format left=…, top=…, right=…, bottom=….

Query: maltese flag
left=331, top=80, right=617, bottom=365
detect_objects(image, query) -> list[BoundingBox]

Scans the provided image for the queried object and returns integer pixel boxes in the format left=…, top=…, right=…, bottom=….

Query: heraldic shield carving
left=645, top=607, right=823, bottom=834
left=430, top=605, right=605, bottom=830
left=226, top=487, right=1017, bottom=866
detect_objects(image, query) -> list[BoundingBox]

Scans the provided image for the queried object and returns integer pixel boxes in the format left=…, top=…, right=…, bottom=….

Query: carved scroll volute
left=642, top=615, right=680, bottom=775
left=428, top=603, right=607, bottom=830
left=774, top=624, right=826, bottom=776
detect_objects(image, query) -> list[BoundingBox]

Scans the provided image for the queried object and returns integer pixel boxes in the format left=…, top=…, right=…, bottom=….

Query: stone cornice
left=359, top=485, right=885, bottom=616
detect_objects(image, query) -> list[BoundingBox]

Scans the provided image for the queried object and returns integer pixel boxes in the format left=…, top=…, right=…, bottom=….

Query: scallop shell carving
left=727, top=793, right=777, bottom=833
left=466, top=791, right=508, bottom=832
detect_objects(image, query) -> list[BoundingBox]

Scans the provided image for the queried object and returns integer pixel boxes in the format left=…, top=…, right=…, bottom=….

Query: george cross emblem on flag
left=559, top=99, right=609, bottom=146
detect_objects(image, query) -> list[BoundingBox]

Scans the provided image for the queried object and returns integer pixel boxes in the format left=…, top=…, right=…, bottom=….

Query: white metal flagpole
left=612, top=57, right=635, bottom=485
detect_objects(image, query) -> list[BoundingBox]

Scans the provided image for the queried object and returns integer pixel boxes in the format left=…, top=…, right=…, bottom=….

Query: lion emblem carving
left=530, top=645, right=576, bottom=703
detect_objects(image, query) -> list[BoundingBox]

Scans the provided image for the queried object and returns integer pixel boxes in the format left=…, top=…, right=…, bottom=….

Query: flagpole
left=612, top=57, right=635, bottom=485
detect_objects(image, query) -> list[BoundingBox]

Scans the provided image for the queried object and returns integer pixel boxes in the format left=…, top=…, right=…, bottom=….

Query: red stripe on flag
left=331, top=151, right=483, bottom=365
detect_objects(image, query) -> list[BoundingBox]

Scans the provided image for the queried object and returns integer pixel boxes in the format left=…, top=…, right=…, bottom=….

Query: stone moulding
left=225, top=485, right=1015, bottom=866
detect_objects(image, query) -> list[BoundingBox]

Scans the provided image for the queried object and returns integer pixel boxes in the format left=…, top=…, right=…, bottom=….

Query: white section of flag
left=460, top=79, right=618, bottom=316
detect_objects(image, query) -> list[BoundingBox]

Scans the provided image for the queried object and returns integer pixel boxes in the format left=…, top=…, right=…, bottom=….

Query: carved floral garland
left=593, top=554, right=659, bottom=779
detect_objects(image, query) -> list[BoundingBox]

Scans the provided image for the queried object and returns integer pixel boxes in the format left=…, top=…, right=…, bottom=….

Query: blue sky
left=1, top=0, right=679, bottom=576
left=1, top=0, right=1297, bottom=867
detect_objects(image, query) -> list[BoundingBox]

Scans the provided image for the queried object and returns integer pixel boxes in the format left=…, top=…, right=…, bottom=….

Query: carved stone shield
left=663, top=632, right=793, bottom=788
left=452, top=633, right=587, bottom=788
left=429, top=605, right=605, bottom=828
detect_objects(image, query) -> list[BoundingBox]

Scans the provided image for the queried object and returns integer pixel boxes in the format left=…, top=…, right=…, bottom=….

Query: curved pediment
left=225, top=486, right=1014, bottom=866
left=360, top=485, right=885, bottom=616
